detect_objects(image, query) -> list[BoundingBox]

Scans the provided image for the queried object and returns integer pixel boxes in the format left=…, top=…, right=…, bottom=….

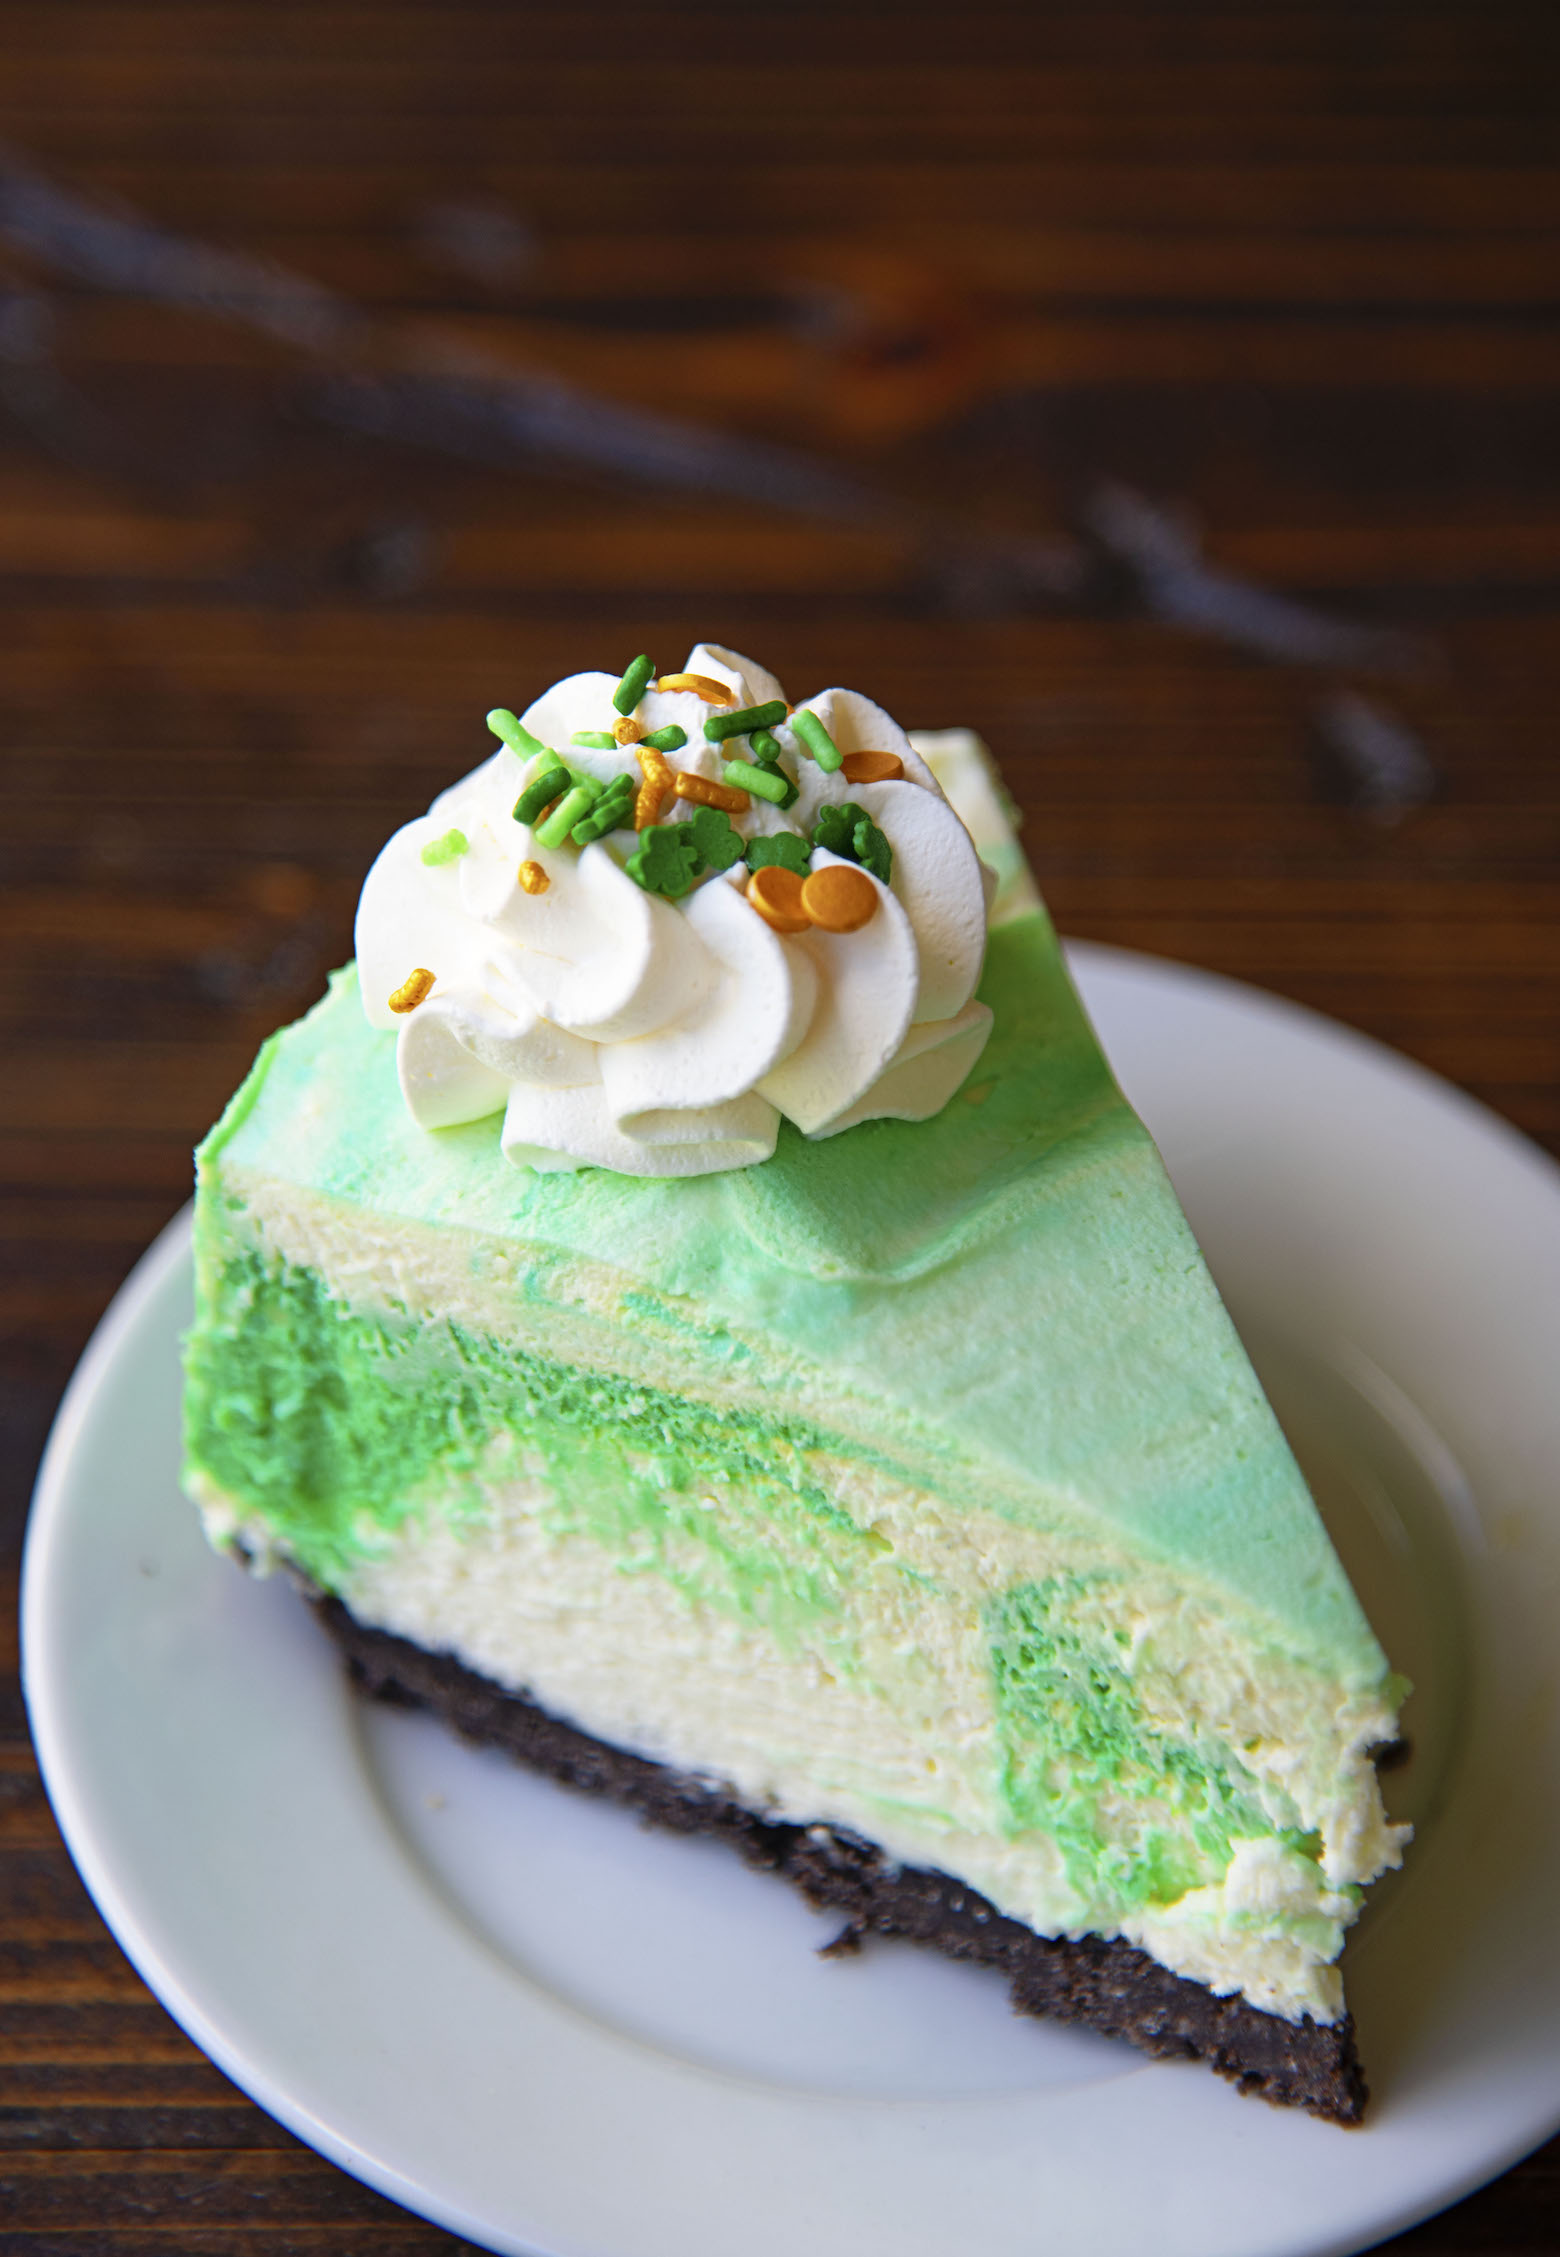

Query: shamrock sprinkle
left=626, top=822, right=702, bottom=899
left=686, top=804, right=745, bottom=873
left=811, top=799, right=892, bottom=885
left=624, top=804, right=745, bottom=896
left=745, top=831, right=812, bottom=877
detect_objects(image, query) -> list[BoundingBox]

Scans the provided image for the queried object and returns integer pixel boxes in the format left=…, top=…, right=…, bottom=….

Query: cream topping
left=355, top=644, right=995, bottom=1175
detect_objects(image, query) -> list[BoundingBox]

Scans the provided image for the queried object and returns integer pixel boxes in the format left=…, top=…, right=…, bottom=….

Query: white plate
left=22, top=942, right=1560, bottom=2257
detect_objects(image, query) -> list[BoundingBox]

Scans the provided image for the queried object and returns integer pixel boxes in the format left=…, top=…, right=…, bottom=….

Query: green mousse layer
left=186, top=1237, right=862, bottom=1630
left=988, top=1577, right=1314, bottom=1915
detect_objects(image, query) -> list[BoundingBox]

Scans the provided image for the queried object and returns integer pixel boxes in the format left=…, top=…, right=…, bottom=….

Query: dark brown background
left=4, top=3, right=1559, bottom=2249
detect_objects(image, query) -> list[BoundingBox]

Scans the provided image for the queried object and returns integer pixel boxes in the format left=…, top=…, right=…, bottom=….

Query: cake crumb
left=818, top=1921, right=866, bottom=1959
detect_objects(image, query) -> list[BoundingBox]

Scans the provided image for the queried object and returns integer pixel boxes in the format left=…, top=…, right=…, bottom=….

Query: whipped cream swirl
left=355, top=644, right=995, bottom=1176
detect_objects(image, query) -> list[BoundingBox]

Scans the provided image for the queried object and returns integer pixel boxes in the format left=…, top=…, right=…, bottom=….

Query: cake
left=183, top=644, right=1409, bottom=2122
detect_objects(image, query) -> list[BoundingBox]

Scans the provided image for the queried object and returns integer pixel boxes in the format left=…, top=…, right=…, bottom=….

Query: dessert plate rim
left=22, top=940, right=1560, bottom=2257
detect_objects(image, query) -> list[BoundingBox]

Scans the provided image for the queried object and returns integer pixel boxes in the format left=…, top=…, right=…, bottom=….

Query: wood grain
left=3, top=2, right=1558, bottom=2247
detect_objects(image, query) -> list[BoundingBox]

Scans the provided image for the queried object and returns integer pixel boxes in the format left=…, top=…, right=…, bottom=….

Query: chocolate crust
left=318, top=1596, right=1368, bottom=2125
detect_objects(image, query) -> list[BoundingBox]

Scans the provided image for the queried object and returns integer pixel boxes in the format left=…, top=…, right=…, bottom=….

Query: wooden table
left=4, top=4, right=1558, bottom=2247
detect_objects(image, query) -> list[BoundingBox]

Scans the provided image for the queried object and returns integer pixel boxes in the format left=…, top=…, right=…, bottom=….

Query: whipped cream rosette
left=355, top=643, right=997, bottom=1176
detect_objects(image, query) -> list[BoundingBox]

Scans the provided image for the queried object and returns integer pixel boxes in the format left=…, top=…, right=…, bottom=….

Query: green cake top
left=201, top=899, right=1390, bottom=1692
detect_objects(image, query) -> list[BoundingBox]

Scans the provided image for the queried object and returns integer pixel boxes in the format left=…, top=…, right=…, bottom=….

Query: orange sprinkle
left=613, top=716, right=645, bottom=746
left=801, top=864, right=878, bottom=933
left=840, top=750, right=904, bottom=785
left=635, top=745, right=674, bottom=829
left=655, top=672, right=736, bottom=705
left=388, top=967, right=436, bottom=1014
left=675, top=769, right=749, bottom=814
left=518, top=860, right=550, bottom=895
left=747, top=864, right=811, bottom=934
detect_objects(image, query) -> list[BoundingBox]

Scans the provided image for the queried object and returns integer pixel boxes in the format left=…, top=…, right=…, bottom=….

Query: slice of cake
left=183, top=646, right=1408, bottom=2123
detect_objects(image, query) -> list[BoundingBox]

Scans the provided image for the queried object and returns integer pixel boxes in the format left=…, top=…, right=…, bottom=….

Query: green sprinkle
left=566, top=768, right=605, bottom=805
left=534, top=784, right=598, bottom=849
left=571, top=731, right=619, bottom=750
left=854, top=818, right=892, bottom=886
left=570, top=772, right=636, bottom=844
left=419, top=828, right=469, bottom=867
left=738, top=727, right=798, bottom=807
left=791, top=708, right=842, bottom=772
left=723, top=758, right=792, bottom=806
left=513, top=763, right=571, bottom=825
left=572, top=799, right=632, bottom=845
left=639, top=724, right=688, bottom=754
left=612, top=653, right=656, bottom=716
left=581, top=773, right=634, bottom=807
left=623, top=806, right=743, bottom=892
left=704, top=698, right=788, bottom=744
left=812, top=799, right=892, bottom=884
left=687, top=804, right=745, bottom=873
left=626, top=822, right=702, bottom=899
left=811, top=802, right=858, bottom=859
left=745, top=831, right=811, bottom=877
left=488, top=707, right=549, bottom=762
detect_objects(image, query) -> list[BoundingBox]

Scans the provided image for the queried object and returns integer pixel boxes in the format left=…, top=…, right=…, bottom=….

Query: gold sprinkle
left=635, top=745, right=674, bottom=829
left=747, top=864, right=811, bottom=934
left=518, top=860, right=550, bottom=895
left=613, top=716, right=645, bottom=746
left=801, top=864, right=878, bottom=933
left=675, top=769, right=749, bottom=814
left=655, top=671, right=736, bottom=705
left=840, top=749, right=904, bottom=785
left=388, top=967, right=436, bottom=1014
